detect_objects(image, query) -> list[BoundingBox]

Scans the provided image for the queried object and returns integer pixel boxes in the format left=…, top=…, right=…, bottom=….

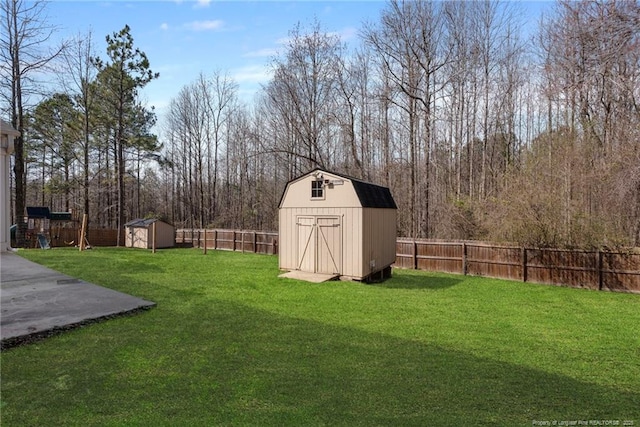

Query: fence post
left=597, top=250, right=603, bottom=291
left=233, top=231, right=236, bottom=251
left=522, top=247, right=528, bottom=282
left=152, top=222, right=157, bottom=254
left=462, top=243, right=468, bottom=275
left=214, top=230, right=218, bottom=250
left=413, top=240, right=418, bottom=270
left=241, top=231, right=245, bottom=253
left=253, top=231, right=257, bottom=254
left=203, top=229, right=207, bottom=255
left=79, top=214, right=88, bottom=251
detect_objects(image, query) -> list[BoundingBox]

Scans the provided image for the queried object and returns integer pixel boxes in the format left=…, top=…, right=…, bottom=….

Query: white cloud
left=194, top=0, right=211, bottom=9
left=232, top=64, right=274, bottom=102
left=184, top=20, right=224, bottom=31
left=231, top=64, right=272, bottom=85
left=275, top=26, right=357, bottom=48
left=275, top=36, right=292, bottom=46
left=160, top=23, right=169, bottom=31
left=335, top=27, right=357, bottom=42
left=243, top=47, right=278, bottom=58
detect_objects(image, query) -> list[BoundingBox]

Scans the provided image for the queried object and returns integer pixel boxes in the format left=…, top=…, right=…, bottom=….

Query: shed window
left=311, top=180, right=324, bottom=199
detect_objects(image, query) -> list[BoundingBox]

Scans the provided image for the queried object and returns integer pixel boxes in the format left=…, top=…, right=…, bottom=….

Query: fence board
left=417, top=241, right=463, bottom=274
left=51, top=228, right=120, bottom=247
left=467, top=244, right=522, bottom=281
left=59, top=227, right=638, bottom=294
left=395, top=240, right=416, bottom=269
left=526, top=248, right=600, bottom=290
left=176, top=229, right=278, bottom=255
left=395, top=239, right=639, bottom=294
left=601, top=252, right=640, bottom=292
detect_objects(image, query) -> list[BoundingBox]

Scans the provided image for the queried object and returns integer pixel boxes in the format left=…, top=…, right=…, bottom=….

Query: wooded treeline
left=3, top=0, right=640, bottom=248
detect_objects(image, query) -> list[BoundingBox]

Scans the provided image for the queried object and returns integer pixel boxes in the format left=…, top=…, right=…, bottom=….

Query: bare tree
left=202, top=71, right=237, bottom=226
left=265, top=20, right=342, bottom=171
left=59, top=31, right=98, bottom=220
left=535, top=0, right=640, bottom=247
left=162, top=70, right=238, bottom=228
left=363, top=0, right=448, bottom=237
left=0, top=0, right=64, bottom=246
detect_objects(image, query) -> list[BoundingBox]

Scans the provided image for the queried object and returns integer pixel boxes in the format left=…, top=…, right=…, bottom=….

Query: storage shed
left=279, top=168, right=397, bottom=282
left=124, top=218, right=175, bottom=249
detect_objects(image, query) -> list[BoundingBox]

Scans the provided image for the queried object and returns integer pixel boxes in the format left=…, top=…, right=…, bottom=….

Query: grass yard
left=1, top=248, right=639, bottom=426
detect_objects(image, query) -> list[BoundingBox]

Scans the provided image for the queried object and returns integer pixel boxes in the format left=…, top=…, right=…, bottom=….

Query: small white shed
left=279, top=168, right=397, bottom=282
left=125, top=218, right=175, bottom=249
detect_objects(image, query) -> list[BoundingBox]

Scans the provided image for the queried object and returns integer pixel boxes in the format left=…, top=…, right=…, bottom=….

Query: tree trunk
left=635, top=180, right=640, bottom=247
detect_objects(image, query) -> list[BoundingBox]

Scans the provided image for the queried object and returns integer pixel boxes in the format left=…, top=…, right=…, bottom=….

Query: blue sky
left=47, top=0, right=388, bottom=115
left=46, top=0, right=553, bottom=120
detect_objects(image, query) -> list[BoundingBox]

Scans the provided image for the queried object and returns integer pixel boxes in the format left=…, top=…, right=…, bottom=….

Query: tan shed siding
left=130, top=227, right=148, bottom=249
left=154, top=222, right=175, bottom=248
left=382, top=209, right=398, bottom=266
left=279, top=169, right=396, bottom=280
left=125, top=221, right=175, bottom=249
left=280, top=173, right=361, bottom=209
left=280, top=208, right=395, bottom=279
left=362, top=209, right=374, bottom=276
left=279, top=209, right=295, bottom=270
left=279, top=206, right=362, bottom=277
left=362, top=208, right=397, bottom=276
left=344, top=206, right=361, bottom=278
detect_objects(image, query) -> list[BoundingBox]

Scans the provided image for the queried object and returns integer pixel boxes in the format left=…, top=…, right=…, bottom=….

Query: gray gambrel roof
left=350, top=177, right=397, bottom=209
left=280, top=168, right=397, bottom=209
left=125, top=218, right=160, bottom=228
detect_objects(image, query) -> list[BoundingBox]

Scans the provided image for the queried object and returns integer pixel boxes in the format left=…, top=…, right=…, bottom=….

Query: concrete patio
left=0, top=252, right=155, bottom=349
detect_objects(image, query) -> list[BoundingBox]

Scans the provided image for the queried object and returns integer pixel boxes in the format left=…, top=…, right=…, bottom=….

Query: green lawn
left=2, top=248, right=639, bottom=426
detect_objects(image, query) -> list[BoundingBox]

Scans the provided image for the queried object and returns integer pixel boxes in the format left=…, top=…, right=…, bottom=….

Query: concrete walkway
left=278, top=270, right=340, bottom=283
left=0, top=252, right=155, bottom=349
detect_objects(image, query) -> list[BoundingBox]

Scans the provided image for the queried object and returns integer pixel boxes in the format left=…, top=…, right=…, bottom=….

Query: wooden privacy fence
left=176, top=229, right=278, bottom=255
left=395, top=239, right=640, bottom=293
left=49, top=226, right=639, bottom=293
left=51, top=228, right=121, bottom=247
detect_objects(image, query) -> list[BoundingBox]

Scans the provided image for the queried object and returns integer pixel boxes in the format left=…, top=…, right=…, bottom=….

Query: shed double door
left=296, top=216, right=342, bottom=274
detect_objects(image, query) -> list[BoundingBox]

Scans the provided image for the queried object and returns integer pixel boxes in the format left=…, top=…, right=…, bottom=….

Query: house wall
left=1, top=121, right=17, bottom=252
left=0, top=146, right=11, bottom=251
